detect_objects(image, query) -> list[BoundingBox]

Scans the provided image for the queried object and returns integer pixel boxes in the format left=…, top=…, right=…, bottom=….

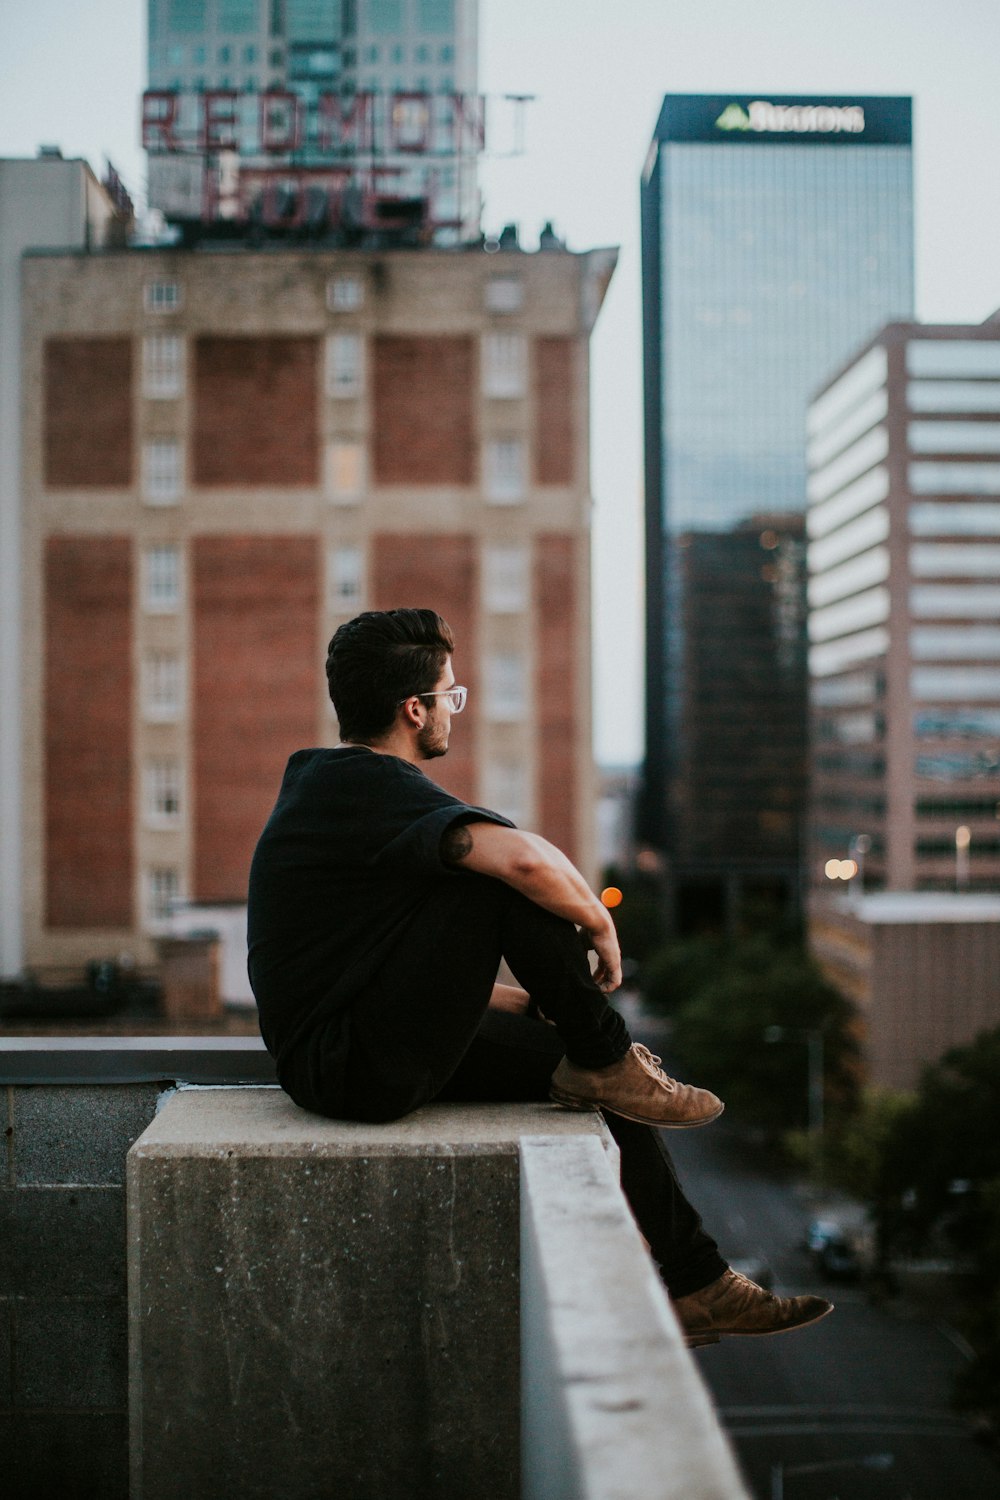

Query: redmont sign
left=715, top=100, right=865, bottom=134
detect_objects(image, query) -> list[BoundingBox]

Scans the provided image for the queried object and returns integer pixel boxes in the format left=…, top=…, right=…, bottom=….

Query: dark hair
left=326, top=609, right=454, bottom=742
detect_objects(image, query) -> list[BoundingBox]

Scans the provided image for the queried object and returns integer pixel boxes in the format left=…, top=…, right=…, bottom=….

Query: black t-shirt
left=247, top=746, right=513, bottom=1064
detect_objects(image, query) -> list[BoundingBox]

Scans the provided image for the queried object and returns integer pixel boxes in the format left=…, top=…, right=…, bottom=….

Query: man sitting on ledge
left=247, top=608, right=832, bottom=1346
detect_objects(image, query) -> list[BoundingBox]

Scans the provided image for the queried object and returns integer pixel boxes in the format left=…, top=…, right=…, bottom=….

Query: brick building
left=19, top=242, right=615, bottom=979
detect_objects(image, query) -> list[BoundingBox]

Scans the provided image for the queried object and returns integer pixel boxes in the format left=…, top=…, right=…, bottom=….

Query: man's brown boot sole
left=549, top=1088, right=725, bottom=1129
left=683, top=1302, right=833, bottom=1346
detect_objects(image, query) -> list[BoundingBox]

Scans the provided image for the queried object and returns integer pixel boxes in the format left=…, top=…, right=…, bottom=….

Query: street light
left=764, top=1025, right=824, bottom=1135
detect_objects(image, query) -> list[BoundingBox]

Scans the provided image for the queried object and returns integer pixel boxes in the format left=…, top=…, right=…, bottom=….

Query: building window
left=482, top=333, right=527, bottom=398
left=483, top=543, right=528, bottom=612
left=143, top=652, right=183, bottom=722
left=142, top=439, right=183, bottom=505
left=418, top=0, right=454, bottom=32
left=147, top=867, right=181, bottom=923
left=144, top=546, right=182, bottom=613
left=326, top=333, right=363, bottom=397
left=485, top=650, right=527, bottom=722
left=143, top=334, right=184, bottom=399
left=325, top=440, right=365, bottom=503
left=145, top=760, right=182, bottom=826
left=369, top=0, right=402, bottom=34
left=144, top=281, right=182, bottom=313
left=328, top=544, right=364, bottom=612
left=485, top=438, right=526, bottom=503
left=482, top=760, right=527, bottom=825
left=327, top=274, right=364, bottom=312
left=485, top=276, right=524, bottom=314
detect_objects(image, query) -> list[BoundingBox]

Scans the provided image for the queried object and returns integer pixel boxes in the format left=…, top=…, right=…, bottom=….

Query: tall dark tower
left=640, top=93, right=914, bottom=928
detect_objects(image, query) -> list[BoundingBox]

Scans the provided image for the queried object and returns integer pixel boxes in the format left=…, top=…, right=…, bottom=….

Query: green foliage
left=640, top=933, right=859, bottom=1133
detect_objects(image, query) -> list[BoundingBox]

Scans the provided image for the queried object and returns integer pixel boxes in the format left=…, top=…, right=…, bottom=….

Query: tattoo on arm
left=441, top=823, right=474, bottom=866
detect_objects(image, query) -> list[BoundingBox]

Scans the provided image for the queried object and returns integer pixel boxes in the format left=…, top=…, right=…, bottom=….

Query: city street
left=623, top=998, right=1000, bottom=1498
left=669, top=1120, right=1000, bottom=1499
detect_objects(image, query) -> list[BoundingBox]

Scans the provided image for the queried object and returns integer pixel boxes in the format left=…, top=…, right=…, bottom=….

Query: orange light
left=600, top=886, right=624, bottom=909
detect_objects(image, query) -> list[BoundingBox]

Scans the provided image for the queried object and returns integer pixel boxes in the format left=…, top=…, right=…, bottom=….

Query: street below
left=625, top=1006, right=1000, bottom=1498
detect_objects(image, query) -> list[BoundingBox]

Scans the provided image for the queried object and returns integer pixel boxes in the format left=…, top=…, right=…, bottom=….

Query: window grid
left=485, top=439, right=526, bottom=504
left=143, top=652, right=183, bottom=722
left=144, top=546, right=182, bottom=613
left=327, top=275, right=364, bottom=312
left=144, top=281, right=182, bottom=313
left=325, top=440, right=365, bottom=503
left=328, top=544, right=365, bottom=612
left=326, top=333, right=364, bottom=397
left=484, top=276, right=524, bottom=314
left=482, top=333, right=527, bottom=399
left=143, top=334, right=184, bottom=399
left=145, top=760, right=182, bottom=825
left=147, top=867, right=181, bottom=923
left=483, top=543, right=528, bottom=613
left=142, top=438, right=183, bottom=505
left=485, top=650, right=527, bottom=722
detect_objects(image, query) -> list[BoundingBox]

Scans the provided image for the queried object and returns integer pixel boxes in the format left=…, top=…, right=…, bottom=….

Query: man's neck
left=342, top=733, right=423, bottom=767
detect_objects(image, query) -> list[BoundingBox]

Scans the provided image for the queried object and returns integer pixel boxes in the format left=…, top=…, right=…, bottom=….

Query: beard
left=416, top=716, right=449, bottom=760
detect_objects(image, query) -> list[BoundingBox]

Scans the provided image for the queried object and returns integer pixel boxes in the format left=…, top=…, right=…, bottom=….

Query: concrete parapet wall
left=128, top=1091, right=616, bottom=1500
left=1, top=1079, right=166, bottom=1499
left=521, top=1135, right=748, bottom=1500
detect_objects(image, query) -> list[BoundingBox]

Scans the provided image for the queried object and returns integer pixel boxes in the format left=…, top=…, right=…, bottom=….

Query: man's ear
left=400, top=695, right=425, bottom=728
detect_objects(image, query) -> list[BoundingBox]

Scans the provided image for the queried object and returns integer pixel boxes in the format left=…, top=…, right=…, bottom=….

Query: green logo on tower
left=715, top=103, right=751, bottom=131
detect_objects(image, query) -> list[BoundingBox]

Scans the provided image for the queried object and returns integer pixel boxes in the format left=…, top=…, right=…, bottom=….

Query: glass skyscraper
left=640, top=94, right=914, bottom=920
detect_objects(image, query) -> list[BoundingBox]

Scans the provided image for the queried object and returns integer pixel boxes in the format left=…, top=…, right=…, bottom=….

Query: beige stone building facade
left=19, top=242, right=616, bottom=978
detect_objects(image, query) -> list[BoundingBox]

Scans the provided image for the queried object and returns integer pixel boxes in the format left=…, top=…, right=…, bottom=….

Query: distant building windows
left=147, top=867, right=181, bottom=923
left=142, top=439, right=183, bottom=506
left=144, top=546, right=182, bottom=613
left=369, top=0, right=403, bottom=33
left=145, top=759, right=182, bottom=826
left=484, top=650, right=527, bottom=722
left=143, top=334, right=184, bottom=399
left=485, top=438, right=526, bottom=503
left=143, top=652, right=183, bottom=722
left=219, top=0, right=259, bottom=32
left=326, top=332, right=364, bottom=397
left=167, top=1, right=206, bottom=37
left=327, top=274, right=364, bottom=311
left=483, top=543, right=528, bottom=612
left=218, top=45, right=233, bottom=63
left=325, top=440, right=365, bottom=503
left=328, top=544, right=364, bottom=612
left=418, top=0, right=454, bottom=33
left=485, top=276, right=524, bottom=314
left=482, top=333, right=527, bottom=398
left=144, top=281, right=182, bottom=313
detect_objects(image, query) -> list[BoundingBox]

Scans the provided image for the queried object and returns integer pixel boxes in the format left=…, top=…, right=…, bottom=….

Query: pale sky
left=4, top=1, right=1000, bottom=763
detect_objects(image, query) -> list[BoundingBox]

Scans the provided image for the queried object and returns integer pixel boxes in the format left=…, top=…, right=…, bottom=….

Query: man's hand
left=587, top=918, right=623, bottom=992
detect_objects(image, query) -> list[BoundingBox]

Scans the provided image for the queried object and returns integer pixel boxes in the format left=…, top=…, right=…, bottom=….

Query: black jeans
left=282, top=874, right=727, bottom=1298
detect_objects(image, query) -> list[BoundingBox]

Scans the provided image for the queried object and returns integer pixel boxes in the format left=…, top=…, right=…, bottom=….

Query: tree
left=664, top=943, right=859, bottom=1134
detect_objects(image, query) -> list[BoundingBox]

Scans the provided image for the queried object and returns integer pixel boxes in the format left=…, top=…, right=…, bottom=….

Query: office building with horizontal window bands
left=640, top=93, right=914, bottom=928
left=807, top=316, right=1000, bottom=898
left=17, top=240, right=615, bottom=980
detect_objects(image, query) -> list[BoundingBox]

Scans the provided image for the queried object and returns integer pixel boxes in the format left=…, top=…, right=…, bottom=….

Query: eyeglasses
left=397, top=686, right=468, bottom=713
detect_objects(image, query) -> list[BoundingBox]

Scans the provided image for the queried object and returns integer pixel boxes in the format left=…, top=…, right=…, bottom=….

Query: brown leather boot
left=549, top=1043, right=724, bottom=1128
left=673, top=1269, right=833, bottom=1347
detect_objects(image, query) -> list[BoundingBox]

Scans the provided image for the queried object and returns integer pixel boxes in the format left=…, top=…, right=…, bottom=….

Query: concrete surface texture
left=128, top=1092, right=615, bottom=1500
left=521, top=1135, right=749, bottom=1500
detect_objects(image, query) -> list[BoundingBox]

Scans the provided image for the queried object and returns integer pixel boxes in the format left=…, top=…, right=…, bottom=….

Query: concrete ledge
left=128, top=1092, right=615, bottom=1500
left=521, top=1135, right=748, bottom=1500
left=0, top=1036, right=276, bottom=1085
